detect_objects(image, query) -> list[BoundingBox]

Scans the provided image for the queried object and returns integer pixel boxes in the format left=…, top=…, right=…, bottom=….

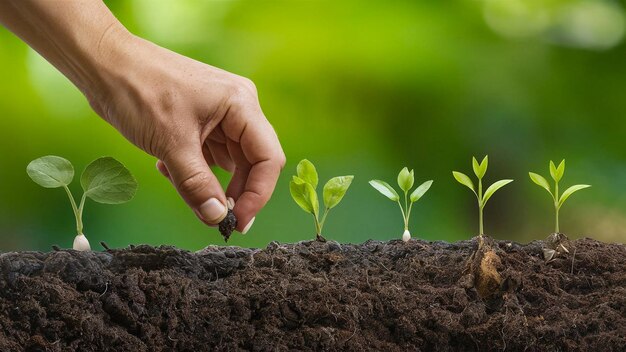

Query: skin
left=0, top=0, right=286, bottom=232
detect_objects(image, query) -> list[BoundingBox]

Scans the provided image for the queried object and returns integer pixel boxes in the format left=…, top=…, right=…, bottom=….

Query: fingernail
left=198, top=198, right=227, bottom=224
left=227, top=197, right=235, bottom=210
left=242, top=217, right=255, bottom=234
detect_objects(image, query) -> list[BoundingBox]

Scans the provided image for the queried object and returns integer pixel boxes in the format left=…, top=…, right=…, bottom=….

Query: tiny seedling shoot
left=369, top=168, right=433, bottom=242
left=453, top=156, right=513, bottom=238
left=289, top=159, right=353, bottom=242
left=529, top=159, right=591, bottom=234
left=27, top=156, right=138, bottom=251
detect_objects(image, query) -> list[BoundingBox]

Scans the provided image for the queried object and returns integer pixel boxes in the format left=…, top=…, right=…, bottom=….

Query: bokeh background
left=1, top=0, right=625, bottom=251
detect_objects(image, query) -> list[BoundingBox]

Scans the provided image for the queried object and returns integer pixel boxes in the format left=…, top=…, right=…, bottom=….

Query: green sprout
left=289, top=159, right=353, bottom=241
left=453, top=156, right=513, bottom=236
left=369, top=167, right=433, bottom=242
left=529, top=160, right=590, bottom=234
left=27, top=155, right=138, bottom=251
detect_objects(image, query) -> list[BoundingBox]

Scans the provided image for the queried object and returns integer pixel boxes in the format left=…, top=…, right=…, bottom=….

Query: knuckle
left=228, top=77, right=258, bottom=104
left=277, top=152, right=287, bottom=169
left=177, top=171, right=213, bottom=197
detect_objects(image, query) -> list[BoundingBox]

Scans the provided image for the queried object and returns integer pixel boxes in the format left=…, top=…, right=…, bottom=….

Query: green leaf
left=549, top=160, right=558, bottom=182
left=555, top=160, right=565, bottom=182
left=296, top=159, right=318, bottom=189
left=452, top=171, right=475, bottom=194
left=479, top=155, right=488, bottom=178
left=397, top=167, right=414, bottom=193
left=472, top=157, right=480, bottom=178
left=558, top=184, right=591, bottom=208
left=472, top=156, right=488, bottom=179
left=369, top=180, right=399, bottom=201
left=80, top=157, right=138, bottom=204
left=410, top=180, right=433, bottom=202
left=323, top=176, right=354, bottom=209
left=529, top=172, right=552, bottom=195
left=27, top=155, right=74, bottom=188
left=481, top=179, right=513, bottom=207
left=290, top=177, right=319, bottom=216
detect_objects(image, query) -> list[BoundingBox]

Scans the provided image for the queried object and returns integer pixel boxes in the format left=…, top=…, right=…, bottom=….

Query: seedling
left=529, top=159, right=590, bottom=234
left=453, top=156, right=513, bottom=236
left=369, top=168, right=433, bottom=242
left=289, top=159, right=353, bottom=241
left=27, top=155, right=138, bottom=251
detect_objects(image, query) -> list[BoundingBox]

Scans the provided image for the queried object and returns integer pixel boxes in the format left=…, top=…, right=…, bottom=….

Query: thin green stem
left=63, top=186, right=81, bottom=235
left=406, top=201, right=414, bottom=229
left=404, top=191, right=409, bottom=229
left=77, top=192, right=87, bottom=234
left=319, top=208, right=329, bottom=233
left=478, top=178, right=483, bottom=235
left=554, top=181, right=560, bottom=233
left=397, top=201, right=408, bottom=230
left=313, top=214, right=321, bottom=236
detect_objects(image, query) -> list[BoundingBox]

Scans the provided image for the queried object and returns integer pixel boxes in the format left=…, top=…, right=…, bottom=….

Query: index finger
left=231, top=119, right=285, bottom=232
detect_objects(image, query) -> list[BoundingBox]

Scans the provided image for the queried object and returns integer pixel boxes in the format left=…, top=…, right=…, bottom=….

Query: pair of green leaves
left=27, top=156, right=138, bottom=204
left=453, top=156, right=513, bottom=209
left=289, top=159, right=353, bottom=238
left=529, top=159, right=590, bottom=210
left=370, top=167, right=433, bottom=203
left=369, top=167, right=433, bottom=235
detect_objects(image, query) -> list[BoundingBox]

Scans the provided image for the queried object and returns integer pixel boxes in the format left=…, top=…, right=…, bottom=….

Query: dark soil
left=0, top=237, right=624, bottom=351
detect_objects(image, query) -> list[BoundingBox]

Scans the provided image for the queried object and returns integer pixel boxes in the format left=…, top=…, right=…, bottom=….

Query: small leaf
left=549, top=161, right=558, bottom=181
left=472, top=157, right=480, bottom=178
left=558, top=184, right=591, bottom=208
left=529, top=172, right=552, bottom=195
left=556, top=160, right=565, bottom=182
left=323, top=176, right=354, bottom=209
left=369, top=180, right=399, bottom=201
left=452, top=171, right=475, bottom=194
left=397, top=167, right=414, bottom=193
left=290, top=177, right=319, bottom=216
left=479, top=155, right=488, bottom=178
left=81, top=157, right=137, bottom=204
left=296, top=159, right=318, bottom=189
left=481, top=179, right=513, bottom=207
left=27, top=155, right=74, bottom=188
left=410, top=180, right=433, bottom=202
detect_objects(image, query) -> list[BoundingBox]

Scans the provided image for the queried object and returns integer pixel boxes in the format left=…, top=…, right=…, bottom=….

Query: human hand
left=88, top=29, right=285, bottom=233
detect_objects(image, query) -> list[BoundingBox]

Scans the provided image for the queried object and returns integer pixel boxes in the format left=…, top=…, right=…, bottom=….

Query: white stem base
left=73, top=234, right=91, bottom=251
left=402, top=229, right=411, bottom=242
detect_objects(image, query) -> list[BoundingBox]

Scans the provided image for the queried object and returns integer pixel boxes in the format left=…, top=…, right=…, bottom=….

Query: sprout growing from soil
left=369, top=168, right=433, bottom=242
left=289, top=159, right=353, bottom=242
left=529, top=159, right=591, bottom=234
left=453, top=156, right=513, bottom=236
left=27, top=156, right=138, bottom=251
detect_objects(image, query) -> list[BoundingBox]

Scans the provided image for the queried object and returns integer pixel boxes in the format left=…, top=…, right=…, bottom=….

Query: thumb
left=162, top=146, right=228, bottom=225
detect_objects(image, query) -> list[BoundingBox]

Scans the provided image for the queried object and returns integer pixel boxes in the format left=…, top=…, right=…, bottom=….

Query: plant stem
left=77, top=192, right=86, bottom=234
left=406, top=201, right=414, bottom=229
left=555, top=207, right=560, bottom=233
left=478, top=178, right=483, bottom=235
left=63, top=186, right=81, bottom=235
left=397, top=201, right=408, bottom=230
left=554, top=181, right=560, bottom=233
left=319, top=208, right=329, bottom=232
left=313, top=214, right=321, bottom=237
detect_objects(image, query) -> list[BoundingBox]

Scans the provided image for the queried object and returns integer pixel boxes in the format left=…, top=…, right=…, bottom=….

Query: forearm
left=0, top=0, right=128, bottom=103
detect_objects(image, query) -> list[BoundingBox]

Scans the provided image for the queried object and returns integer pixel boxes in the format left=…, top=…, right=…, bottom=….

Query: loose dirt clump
left=0, top=237, right=624, bottom=351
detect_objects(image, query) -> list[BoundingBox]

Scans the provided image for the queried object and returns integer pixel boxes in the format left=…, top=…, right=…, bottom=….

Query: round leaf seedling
left=27, top=156, right=138, bottom=251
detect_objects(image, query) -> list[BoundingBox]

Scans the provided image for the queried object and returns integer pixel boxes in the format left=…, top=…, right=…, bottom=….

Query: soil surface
left=0, top=237, right=624, bottom=351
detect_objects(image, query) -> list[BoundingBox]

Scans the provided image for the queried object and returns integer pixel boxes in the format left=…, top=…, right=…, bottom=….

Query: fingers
left=161, top=146, right=228, bottom=226
left=231, top=120, right=285, bottom=232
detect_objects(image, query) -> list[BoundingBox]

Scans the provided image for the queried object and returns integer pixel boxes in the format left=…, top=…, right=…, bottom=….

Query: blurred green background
left=1, top=0, right=625, bottom=251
